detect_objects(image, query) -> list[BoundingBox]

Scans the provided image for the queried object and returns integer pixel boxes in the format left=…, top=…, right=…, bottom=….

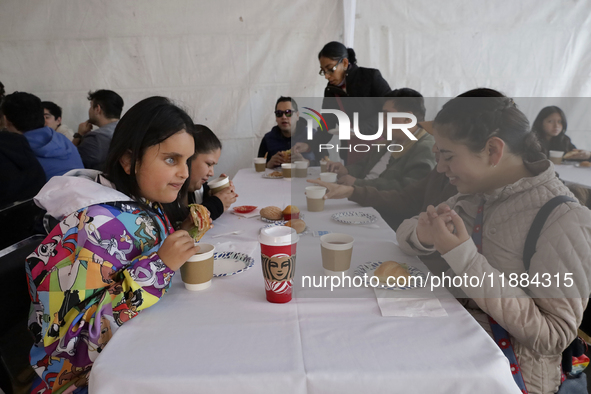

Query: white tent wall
left=2, top=1, right=591, bottom=178
left=354, top=0, right=591, bottom=149
left=0, top=0, right=343, bottom=177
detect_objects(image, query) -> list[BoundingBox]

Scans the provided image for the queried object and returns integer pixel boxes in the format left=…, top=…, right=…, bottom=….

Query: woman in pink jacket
left=397, top=90, right=591, bottom=394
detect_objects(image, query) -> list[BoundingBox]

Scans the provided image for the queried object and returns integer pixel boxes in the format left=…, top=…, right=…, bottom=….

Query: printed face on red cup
left=258, top=226, right=299, bottom=303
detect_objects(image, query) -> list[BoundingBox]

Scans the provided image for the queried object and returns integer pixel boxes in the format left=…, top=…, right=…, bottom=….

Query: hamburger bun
left=286, top=219, right=306, bottom=234
left=188, top=204, right=211, bottom=241
left=374, top=261, right=410, bottom=283
left=283, top=205, right=300, bottom=220
left=580, top=161, right=591, bottom=167
left=260, top=206, right=283, bottom=220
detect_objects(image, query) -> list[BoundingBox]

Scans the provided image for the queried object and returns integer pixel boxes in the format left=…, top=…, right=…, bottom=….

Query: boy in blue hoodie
left=1, top=92, right=83, bottom=180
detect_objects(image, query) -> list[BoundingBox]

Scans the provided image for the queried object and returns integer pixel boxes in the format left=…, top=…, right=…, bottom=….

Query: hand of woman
left=327, top=162, right=348, bottom=175
left=307, top=179, right=354, bottom=199
left=416, top=205, right=455, bottom=248
left=430, top=209, right=470, bottom=255
left=567, top=149, right=591, bottom=160
left=337, top=174, right=356, bottom=186
left=214, top=183, right=238, bottom=212
left=158, top=230, right=200, bottom=271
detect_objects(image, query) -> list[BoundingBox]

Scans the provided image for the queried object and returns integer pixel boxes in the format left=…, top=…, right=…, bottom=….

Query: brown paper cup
left=320, top=234, right=354, bottom=276
left=180, top=244, right=215, bottom=291
left=306, top=197, right=325, bottom=212
left=254, top=158, right=266, bottom=172
left=281, top=163, right=293, bottom=178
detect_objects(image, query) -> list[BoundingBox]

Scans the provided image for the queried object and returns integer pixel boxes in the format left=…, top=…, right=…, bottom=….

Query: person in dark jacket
left=1, top=92, right=83, bottom=180
left=294, top=41, right=391, bottom=164
left=325, top=88, right=436, bottom=191
left=532, top=106, right=591, bottom=160
left=0, top=130, right=46, bottom=207
left=258, top=96, right=314, bottom=168
left=164, top=125, right=238, bottom=227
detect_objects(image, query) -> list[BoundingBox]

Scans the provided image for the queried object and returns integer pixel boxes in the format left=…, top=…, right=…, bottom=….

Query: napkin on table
left=231, top=208, right=261, bottom=219
left=374, top=289, right=448, bottom=317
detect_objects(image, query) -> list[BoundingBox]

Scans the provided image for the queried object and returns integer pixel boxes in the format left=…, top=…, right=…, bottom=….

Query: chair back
left=0, top=199, right=45, bottom=250
left=0, top=235, right=45, bottom=393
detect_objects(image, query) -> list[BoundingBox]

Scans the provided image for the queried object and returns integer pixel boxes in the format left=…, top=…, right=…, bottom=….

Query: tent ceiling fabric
left=1, top=0, right=590, bottom=177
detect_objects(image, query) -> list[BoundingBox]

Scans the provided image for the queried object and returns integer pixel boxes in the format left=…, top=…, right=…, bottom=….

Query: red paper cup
left=258, top=227, right=299, bottom=303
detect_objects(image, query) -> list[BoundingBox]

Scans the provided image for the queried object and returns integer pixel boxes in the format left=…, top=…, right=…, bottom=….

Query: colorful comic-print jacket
left=26, top=200, right=174, bottom=393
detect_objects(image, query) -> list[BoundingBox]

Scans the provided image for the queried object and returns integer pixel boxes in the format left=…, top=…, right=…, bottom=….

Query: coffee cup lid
left=208, top=176, right=229, bottom=188
left=281, top=163, right=294, bottom=169
left=254, top=157, right=267, bottom=163
left=259, top=226, right=298, bottom=246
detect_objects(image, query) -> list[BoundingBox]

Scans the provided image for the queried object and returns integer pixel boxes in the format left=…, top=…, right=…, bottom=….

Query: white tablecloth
left=555, top=163, right=591, bottom=188
left=89, top=167, right=521, bottom=394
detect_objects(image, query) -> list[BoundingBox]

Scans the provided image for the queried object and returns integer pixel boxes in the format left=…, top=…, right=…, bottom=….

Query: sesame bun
left=286, top=219, right=306, bottom=234
left=374, top=261, right=410, bottom=283
left=260, top=206, right=283, bottom=220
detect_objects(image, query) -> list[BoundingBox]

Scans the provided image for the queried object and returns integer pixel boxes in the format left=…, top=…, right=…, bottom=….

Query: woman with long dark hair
left=531, top=105, right=590, bottom=160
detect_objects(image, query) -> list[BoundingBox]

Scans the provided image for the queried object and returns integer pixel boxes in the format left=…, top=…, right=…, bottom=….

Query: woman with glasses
left=294, top=41, right=391, bottom=164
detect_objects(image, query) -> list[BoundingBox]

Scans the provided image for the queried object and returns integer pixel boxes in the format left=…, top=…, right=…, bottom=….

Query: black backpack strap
left=523, top=195, right=577, bottom=273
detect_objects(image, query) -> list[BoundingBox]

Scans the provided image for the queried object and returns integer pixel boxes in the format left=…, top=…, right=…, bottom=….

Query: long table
left=89, top=167, right=521, bottom=394
left=555, top=162, right=591, bottom=188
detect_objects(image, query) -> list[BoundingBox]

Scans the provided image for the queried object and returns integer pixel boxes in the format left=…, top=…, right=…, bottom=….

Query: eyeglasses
left=274, top=109, right=295, bottom=117
left=319, top=58, right=343, bottom=76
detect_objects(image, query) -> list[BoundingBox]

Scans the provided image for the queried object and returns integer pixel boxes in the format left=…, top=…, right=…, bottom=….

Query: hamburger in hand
left=188, top=204, right=211, bottom=241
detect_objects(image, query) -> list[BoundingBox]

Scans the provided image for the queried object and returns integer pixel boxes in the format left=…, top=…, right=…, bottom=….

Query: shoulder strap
left=523, top=195, right=576, bottom=272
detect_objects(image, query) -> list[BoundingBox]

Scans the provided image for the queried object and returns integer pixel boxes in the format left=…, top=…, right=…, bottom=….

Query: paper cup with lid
left=208, top=176, right=230, bottom=194
left=258, top=226, right=299, bottom=303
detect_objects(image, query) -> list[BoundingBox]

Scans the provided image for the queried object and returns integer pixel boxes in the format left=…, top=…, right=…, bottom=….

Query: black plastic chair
left=0, top=199, right=45, bottom=250
left=0, top=235, right=45, bottom=394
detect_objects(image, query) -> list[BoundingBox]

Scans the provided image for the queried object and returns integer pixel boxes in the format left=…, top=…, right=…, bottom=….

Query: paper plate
left=263, top=221, right=308, bottom=234
left=233, top=205, right=257, bottom=214
left=213, top=252, right=255, bottom=277
left=262, top=172, right=283, bottom=179
left=260, top=216, right=285, bottom=223
left=331, top=211, right=377, bottom=225
left=353, top=262, right=427, bottom=290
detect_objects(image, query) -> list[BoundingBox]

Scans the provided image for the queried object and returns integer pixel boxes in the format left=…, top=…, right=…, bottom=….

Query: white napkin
left=374, top=289, right=448, bottom=317
left=230, top=208, right=261, bottom=219
left=213, top=241, right=259, bottom=259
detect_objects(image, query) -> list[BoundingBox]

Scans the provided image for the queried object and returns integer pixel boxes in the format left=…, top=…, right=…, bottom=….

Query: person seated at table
left=189, top=125, right=238, bottom=217
left=1, top=92, right=83, bottom=180
left=73, top=89, right=124, bottom=170
left=532, top=105, right=591, bottom=160
left=258, top=96, right=315, bottom=168
left=309, top=146, right=456, bottom=231
left=42, top=100, right=75, bottom=141
left=396, top=93, right=591, bottom=394
left=26, top=97, right=200, bottom=393
left=325, top=88, right=436, bottom=191
left=164, top=124, right=239, bottom=228
left=0, top=129, right=46, bottom=207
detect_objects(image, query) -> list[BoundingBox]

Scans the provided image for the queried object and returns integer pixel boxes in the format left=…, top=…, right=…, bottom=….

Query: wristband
left=73, top=133, right=83, bottom=139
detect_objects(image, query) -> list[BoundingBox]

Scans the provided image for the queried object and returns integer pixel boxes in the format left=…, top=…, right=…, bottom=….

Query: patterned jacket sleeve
left=26, top=203, right=175, bottom=371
